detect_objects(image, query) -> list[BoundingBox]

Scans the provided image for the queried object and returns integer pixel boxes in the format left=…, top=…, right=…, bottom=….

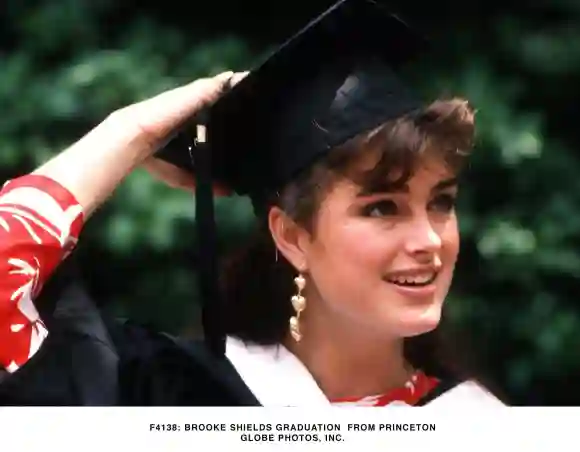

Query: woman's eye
left=362, top=200, right=398, bottom=218
left=430, top=193, right=457, bottom=213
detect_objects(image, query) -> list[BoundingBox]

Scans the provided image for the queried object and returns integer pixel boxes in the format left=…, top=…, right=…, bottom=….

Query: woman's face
left=301, top=156, right=460, bottom=339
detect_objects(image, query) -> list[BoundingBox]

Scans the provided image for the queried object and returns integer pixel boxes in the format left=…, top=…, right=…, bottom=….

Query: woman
left=0, top=0, right=505, bottom=406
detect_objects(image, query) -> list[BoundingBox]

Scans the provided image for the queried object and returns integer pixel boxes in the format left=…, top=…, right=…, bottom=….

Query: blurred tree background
left=1, top=0, right=579, bottom=405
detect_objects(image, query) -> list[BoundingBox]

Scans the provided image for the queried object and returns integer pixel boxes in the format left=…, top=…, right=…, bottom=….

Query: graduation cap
left=156, top=0, right=429, bottom=357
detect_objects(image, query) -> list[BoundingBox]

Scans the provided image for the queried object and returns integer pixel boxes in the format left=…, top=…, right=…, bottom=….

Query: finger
left=175, top=70, right=246, bottom=111
left=211, top=184, right=233, bottom=197
left=160, top=71, right=235, bottom=114
left=142, top=158, right=197, bottom=188
left=142, top=158, right=233, bottom=196
left=136, top=71, right=234, bottom=117
left=124, top=71, right=236, bottom=146
left=228, top=71, right=250, bottom=88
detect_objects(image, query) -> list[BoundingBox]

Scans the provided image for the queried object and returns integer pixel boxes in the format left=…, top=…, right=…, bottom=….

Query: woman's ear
left=268, top=206, right=310, bottom=272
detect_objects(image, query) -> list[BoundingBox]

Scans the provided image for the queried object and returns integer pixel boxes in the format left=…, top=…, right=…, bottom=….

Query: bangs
left=274, top=97, right=476, bottom=231
left=327, top=98, right=475, bottom=192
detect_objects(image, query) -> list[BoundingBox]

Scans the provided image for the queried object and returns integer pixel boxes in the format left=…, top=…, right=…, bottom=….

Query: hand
left=139, top=71, right=248, bottom=194
left=140, top=158, right=232, bottom=195
left=117, top=71, right=243, bottom=154
left=33, top=72, right=248, bottom=217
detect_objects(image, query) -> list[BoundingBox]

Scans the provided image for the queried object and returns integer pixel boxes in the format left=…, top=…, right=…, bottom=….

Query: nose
left=403, top=214, right=442, bottom=257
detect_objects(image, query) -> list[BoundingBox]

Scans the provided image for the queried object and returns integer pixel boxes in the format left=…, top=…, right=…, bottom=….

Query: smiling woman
left=222, top=98, right=474, bottom=402
left=0, top=0, right=505, bottom=407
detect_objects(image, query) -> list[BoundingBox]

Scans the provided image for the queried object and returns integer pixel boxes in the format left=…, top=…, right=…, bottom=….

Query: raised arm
left=0, top=71, right=237, bottom=372
left=33, top=72, right=235, bottom=217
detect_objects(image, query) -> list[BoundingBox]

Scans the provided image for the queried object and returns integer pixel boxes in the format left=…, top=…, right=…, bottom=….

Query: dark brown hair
left=221, top=98, right=477, bottom=380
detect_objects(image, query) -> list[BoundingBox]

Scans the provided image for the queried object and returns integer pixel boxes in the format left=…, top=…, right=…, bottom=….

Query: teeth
left=388, top=273, right=435, bottom=285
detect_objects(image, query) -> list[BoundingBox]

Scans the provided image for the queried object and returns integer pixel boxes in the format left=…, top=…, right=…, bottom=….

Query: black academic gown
left=0, top=264, right=460, bottom=407
left=0, top=260, right=260, bottom=407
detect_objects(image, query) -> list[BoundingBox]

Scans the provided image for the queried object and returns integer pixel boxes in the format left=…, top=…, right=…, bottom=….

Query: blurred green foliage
left=1, top=0, right=579, bottom=404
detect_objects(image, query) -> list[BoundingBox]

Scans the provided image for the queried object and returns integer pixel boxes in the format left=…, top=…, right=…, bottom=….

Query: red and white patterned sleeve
left=0, top=175, right=84, bottom=373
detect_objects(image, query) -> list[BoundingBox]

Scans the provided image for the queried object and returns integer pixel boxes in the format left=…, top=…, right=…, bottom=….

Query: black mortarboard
left=156, top=0, right=428, bottom=357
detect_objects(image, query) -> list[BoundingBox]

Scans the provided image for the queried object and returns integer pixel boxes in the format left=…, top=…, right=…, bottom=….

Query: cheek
left=440, top=216, right=460, bottom=264
left=307, top=221, right=398, bottom=294
left=319, top=222, right=392, bottom=264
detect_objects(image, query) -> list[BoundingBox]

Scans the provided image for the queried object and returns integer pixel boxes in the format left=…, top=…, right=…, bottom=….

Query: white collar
left=422, top=380, right=506, bottom=408
left=225, top=336, right=505, bottom=407
left=225, top=336, right=330, bottom=406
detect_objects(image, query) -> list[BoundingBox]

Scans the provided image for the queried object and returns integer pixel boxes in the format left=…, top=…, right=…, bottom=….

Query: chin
left=394, top=303, right=443, bottom=338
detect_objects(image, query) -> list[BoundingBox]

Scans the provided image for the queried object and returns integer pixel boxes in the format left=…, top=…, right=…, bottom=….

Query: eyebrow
left=433, top=177, right=459, bottom=192
left=357, top=177, right=458, bottom=197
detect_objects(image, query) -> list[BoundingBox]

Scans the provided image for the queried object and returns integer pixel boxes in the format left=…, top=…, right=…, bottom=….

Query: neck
left=285, top=306, right=412, bottom=401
